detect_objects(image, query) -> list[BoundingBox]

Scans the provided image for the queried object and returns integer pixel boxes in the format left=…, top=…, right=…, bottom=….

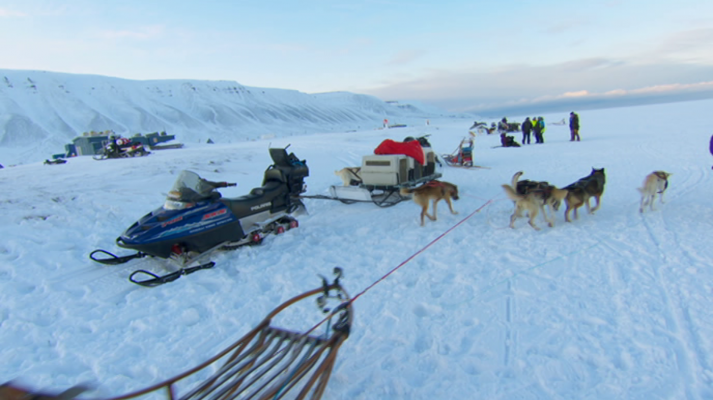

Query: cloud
left=462, top=81, right=713, bottom=117
left=96, top=25, right=166, bottom=41
left=0, top=8, right=27, bottom=17
left=652, top=28, right=713, bottom=63
left=557, top=58, right=625, bottom=72
left=386, top=50, right=426, bottom=66
left=362, top=57, right=713, bottom=113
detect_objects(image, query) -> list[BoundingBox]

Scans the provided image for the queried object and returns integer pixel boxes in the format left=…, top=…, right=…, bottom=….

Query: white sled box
left=360, top=154, right=413, bottom=186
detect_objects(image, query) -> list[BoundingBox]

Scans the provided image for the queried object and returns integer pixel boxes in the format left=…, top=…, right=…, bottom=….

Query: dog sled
left=441, top=136, right=488, bottom=169
left=303, top=136, right=442, bottom=207
left=1, top=270, right=353, bottom=400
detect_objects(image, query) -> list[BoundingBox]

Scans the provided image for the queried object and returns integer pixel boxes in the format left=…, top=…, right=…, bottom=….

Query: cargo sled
left=308, top=136, right=442, bottom=207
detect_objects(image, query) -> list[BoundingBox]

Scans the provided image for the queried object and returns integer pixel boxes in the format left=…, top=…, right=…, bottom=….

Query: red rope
left=349, top=198, right=493, bottom=304
left=305, top=197, right=495, bottom=336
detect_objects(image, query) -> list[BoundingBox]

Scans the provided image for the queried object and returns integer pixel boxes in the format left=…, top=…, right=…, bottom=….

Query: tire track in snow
left=504, top=280, right=514, bottom=367
left=640, top=211, right=701, bottom=399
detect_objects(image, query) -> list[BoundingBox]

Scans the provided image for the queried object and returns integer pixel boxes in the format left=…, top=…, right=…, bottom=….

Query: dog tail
left=400, top=187, right=414, bottom=196
left=501, top=184, right=523, bottom=201
left=551, top=187, right=569, bottom=201
left=511, top=171, right=524, bottom=189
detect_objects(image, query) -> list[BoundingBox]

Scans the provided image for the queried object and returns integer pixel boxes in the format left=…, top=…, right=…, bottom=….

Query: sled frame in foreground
left=112, top=283, right=351, bottom=400
left=2, top=283, right=352, bottom=400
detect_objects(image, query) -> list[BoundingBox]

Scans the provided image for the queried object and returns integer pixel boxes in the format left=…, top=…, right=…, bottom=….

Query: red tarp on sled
left=373, top=139, right=425, bottom=165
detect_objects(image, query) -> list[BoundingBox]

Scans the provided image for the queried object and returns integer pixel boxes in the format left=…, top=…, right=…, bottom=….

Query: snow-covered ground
left=2, top=98, right=713, bottom=399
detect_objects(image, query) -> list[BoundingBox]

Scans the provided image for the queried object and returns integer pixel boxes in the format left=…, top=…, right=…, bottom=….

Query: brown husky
left=503, top=171, right=568, bottom=230
left=400, top=180, right=459, bottom=226
left=563, top=168, right=606, bottom=222
left=638, top=170, right=672, bottom=213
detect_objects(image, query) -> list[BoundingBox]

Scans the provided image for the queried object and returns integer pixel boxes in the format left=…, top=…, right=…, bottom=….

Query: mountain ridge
left=0, top=69, right=451, bottom=163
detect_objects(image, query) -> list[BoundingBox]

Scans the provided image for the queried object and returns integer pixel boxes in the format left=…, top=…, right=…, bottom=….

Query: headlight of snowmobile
left=163, top=200, right=195, bottom=210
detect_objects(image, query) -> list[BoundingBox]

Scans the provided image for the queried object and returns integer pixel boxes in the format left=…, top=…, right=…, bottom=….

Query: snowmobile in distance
left=90, top=146, right=309, bottom=286
left=94, top=136, right=150, bottom=160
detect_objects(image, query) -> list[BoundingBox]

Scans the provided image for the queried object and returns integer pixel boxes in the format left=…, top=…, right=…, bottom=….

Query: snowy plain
left=2, top=98, right=713, bottom=400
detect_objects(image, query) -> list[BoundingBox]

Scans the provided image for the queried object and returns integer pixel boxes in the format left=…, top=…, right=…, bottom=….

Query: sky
left=2, top=92, right=713, bottom=399
left=1, top=0, right=713, bottom=114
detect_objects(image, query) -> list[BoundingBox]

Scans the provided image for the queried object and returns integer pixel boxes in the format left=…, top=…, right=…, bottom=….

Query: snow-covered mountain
left=0, top=70, right=450, bottom=165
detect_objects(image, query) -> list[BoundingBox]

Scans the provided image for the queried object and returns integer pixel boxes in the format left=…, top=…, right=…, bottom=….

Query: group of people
left=510, top=111, right=580, bottom=146
left=520, top=116, right=547, bottom=145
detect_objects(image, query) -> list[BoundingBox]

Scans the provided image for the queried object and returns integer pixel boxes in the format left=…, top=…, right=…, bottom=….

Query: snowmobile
left=94, top=137, right=150, bottom=160
left=90, top=146, right=309, bottom=286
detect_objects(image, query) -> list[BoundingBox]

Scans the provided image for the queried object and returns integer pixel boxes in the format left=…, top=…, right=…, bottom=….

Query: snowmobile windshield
left=164, top=170, right=218, bottom=210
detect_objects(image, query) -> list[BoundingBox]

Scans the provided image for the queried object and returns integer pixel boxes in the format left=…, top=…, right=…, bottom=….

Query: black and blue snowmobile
left=90, top=146, right=309, bottom=286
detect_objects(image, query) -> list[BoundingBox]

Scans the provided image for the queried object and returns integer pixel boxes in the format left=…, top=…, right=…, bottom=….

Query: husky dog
left=400, top=180, right=459, bottom=226
left=638, top=171, right=672, bottom=213
left=503, top=171, right=568, bottom=230
left=512, top=171, right=566, bottom=219
left=563, top=168, right=606, bottom=222
left=334, top=167, right=362, bottom=186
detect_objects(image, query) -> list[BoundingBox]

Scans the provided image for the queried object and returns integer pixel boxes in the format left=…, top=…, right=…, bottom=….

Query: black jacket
left=569, top=113, right=580, bottom=129
left=521, top=119, right=532, bottom=133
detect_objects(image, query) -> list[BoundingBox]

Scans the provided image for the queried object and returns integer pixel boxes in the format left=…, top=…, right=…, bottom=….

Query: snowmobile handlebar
left=203, top=180, right=236, bottom=189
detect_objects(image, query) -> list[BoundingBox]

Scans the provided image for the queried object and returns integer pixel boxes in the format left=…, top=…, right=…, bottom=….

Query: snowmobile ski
left=129, top=262, right=216, bottom=287
left=89, top=249, right=147, bottom=265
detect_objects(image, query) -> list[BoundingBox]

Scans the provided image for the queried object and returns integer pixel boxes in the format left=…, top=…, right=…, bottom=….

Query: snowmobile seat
left=262, top=167, right=286, bottom=184
left=222, top=180, right=286, bottom=216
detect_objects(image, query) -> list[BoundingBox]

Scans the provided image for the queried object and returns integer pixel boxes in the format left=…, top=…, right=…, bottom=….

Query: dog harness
left=653, top=171, right=669, bottom=193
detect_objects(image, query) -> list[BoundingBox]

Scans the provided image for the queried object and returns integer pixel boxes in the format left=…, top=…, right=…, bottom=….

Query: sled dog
left=562, top=168, right=606, bottom=222
left=400, top=180, right=459, bottom=226
left=503, top=171, right=568, bottom=230
left=334, top=167, right=362, bottom=186
left=512, top=171, right=566, bottom=214
left=638, top=171, right=671, bottom=213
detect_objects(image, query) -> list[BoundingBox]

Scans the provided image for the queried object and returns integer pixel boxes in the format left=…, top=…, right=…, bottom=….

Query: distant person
left=710, top=134, right=713, bottom=169
left=521, top=117, right=532, bottom=145
left=569, top=112, right=580, bottom=141
left=497, top=117, right=509, bottom=134
left=500, top=133, right=520, bottom=147
left=533, top=117, right=545, bottom=143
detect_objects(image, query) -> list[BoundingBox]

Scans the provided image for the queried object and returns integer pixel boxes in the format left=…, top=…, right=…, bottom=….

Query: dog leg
left=430, top=200, right=438, bottom=221
left=542, top=204, right=554, bottom=227
left=509, top=211, right=518, bottom=229
left=445, top=197, right=458, bottom=215
left=590, top=196, right=602, bottom=213
left=528, top=207, right=541, bottom=230
left=510, top=204, right=524, bottom=228
left=420, top=203, right=436, bottom=226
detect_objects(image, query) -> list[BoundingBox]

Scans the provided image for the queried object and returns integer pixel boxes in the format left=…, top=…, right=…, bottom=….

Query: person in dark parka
left=521, top=117, right=532, bottom=145
left=569, top=112, right=580, bottom=141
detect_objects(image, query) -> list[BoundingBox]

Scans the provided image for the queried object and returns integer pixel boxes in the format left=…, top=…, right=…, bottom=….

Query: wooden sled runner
left=1, top=273, right=353, bottom=400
